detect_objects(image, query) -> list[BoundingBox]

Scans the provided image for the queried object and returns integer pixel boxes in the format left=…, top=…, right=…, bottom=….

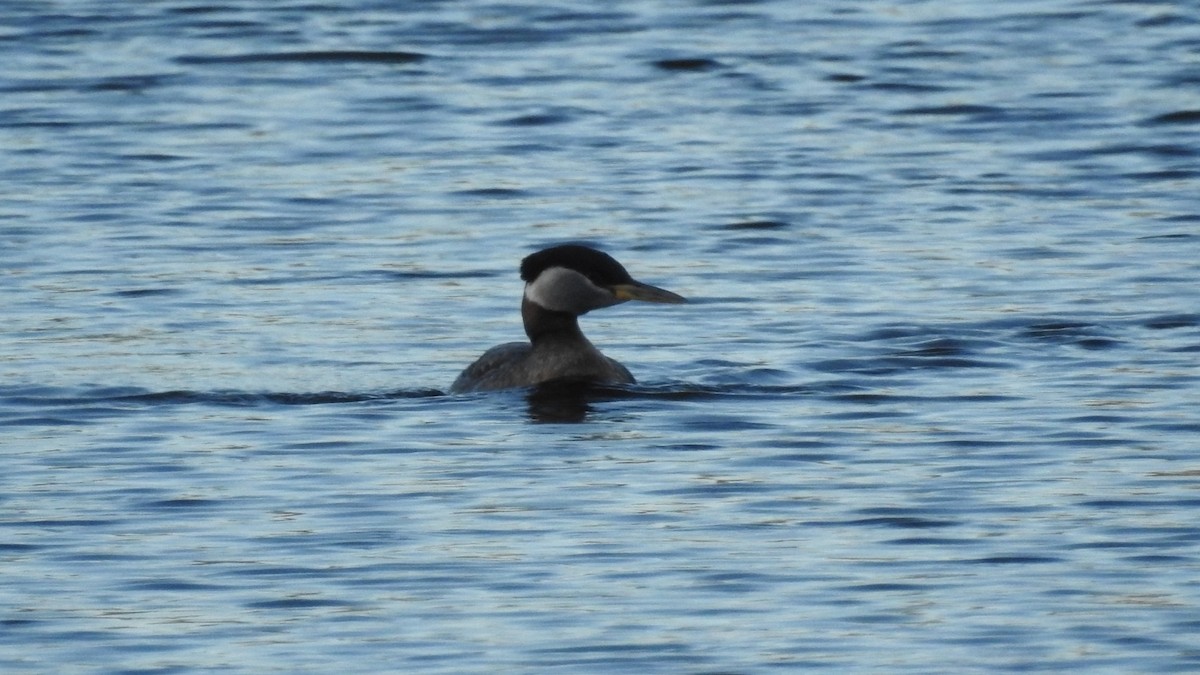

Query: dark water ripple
left=175, top=50, right=429, bottom=65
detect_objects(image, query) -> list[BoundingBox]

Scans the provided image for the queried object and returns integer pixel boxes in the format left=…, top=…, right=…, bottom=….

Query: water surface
left=3, top=1, right=1199, bottom=672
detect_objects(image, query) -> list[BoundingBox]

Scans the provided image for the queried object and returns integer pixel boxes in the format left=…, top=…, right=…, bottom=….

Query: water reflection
left=524, top=380, right=608, bottom=423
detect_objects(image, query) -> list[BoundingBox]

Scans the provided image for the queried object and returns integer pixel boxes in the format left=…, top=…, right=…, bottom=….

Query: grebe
left=450, top=244, right=686, bottom=393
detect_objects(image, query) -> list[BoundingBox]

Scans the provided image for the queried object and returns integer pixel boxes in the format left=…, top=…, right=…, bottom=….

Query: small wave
left=1143, top=109, right=1200, bottom=126
left=0, top=386, right=442, bottom=411
left=1016, top=321, right=1125, bottom=349
left=451, top=187, right=532, bottom=199
left=895, top=104, right=1005, bottom=117
left=809, top=355, right=1010, bottom=375
left=1143, top=313, right=1199, bottom=330
left=965, top=555, right=1064, bottom=565
left=115, top=389, right=443, bottom=407
left=494, top=111, right=577, bottom=127
left=175, top=50, right=427, bottom=66
left=720, top=219, right=790, bottom=231
left=651, top=57, right=722, bottom=72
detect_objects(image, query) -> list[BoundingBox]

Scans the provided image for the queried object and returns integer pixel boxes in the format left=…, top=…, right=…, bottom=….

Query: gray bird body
left=450, top=245, right=684, bottom=394
left=449, top=338, right=634, bottom=394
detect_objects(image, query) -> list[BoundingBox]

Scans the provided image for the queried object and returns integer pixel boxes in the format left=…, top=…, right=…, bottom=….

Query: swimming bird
left=450, top=244, right=686, bottom=393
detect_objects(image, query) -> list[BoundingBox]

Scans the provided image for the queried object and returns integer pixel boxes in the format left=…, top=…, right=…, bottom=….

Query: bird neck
left=522, top=296, right=587, bottom=345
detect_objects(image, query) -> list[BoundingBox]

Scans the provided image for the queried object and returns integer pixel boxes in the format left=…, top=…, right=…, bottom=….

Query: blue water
left=3, top=1, right=1200, bottom=672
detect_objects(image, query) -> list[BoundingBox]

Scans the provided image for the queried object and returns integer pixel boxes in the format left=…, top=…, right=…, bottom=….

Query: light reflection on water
left=3, top=0, right=1200, bottom=672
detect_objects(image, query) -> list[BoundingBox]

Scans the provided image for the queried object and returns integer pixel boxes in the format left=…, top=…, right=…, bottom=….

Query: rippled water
left=3, top=1, right=1200, bottom=672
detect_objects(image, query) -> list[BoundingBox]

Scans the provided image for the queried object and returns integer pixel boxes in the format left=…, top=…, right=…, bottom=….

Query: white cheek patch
left=525, top=267, right=615, bottom=314
left=525, top=267, right=583, bottom=312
